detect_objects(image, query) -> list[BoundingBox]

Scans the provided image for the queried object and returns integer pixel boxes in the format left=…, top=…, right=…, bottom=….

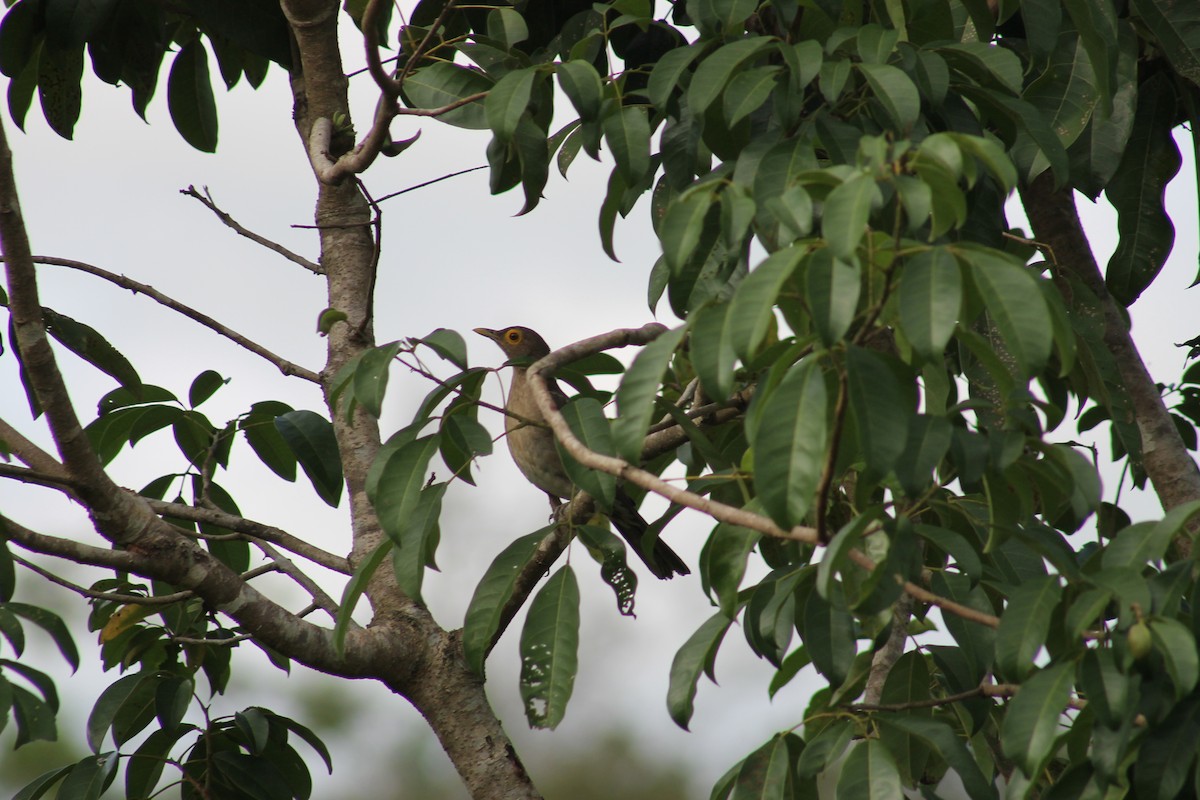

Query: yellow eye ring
left=506, top=329, right=522, bottom=343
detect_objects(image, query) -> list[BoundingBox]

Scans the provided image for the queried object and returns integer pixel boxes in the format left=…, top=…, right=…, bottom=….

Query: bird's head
left=474, top=326, right=551, bottom=362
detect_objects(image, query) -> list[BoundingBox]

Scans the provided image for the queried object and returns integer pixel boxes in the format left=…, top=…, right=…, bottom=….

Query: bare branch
left=255, top=540, right=347, bottom=622
left=0, top=119, right=125, bottom=505
left=862, top=593, right=913, bottom=705
left=11, top=550, right=195, bottom=604
left=0, top=415, right=68, bottom=478
left=180, top=185, right=323, bottom=274
left=0, top=462, right=79, bottom=492
left=1021, top=173, right=1200, bottom=558
left=21, top=256, right=321, bottom=383
left=376, top=165, right=487, bottom=204
left=2, top=512, right=156, bottom=571
left=144, top=499, right=350, bottom=575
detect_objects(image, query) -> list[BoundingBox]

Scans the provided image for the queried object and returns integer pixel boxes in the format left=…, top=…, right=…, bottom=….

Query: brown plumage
left=475, top=326, right=689, bottom=579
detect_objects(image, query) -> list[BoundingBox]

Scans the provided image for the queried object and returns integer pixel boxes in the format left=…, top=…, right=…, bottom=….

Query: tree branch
left=524, top=324, right=1005, bottom=632
left=526, top=323, right=821, bottom=545
left=180, top=185, right=323, bottom=274
left=1021, top=173, right=1200, bottom=558
left=0, top=415, right=68, bottom=478
left=0, top=119, right=127, bottom=509
left=17, top=255, right=321, bottom=383
left=144, top=499, right=349, bottom=575
left=0, top=462, right=78, bottom=492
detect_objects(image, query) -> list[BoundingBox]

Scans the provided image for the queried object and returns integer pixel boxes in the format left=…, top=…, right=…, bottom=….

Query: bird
left=474, top=325, right=689, bottom=579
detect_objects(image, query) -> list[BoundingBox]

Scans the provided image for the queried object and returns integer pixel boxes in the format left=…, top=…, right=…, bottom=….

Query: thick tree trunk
left=279, top=3, right=542, bottom=797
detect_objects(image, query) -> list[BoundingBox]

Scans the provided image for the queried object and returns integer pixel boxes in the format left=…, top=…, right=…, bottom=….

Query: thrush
left=475, top=326, right=689, bottom=579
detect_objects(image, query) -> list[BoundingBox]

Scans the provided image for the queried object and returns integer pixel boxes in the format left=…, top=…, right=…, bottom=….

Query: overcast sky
left=1, top=14, right=1198, bottom=799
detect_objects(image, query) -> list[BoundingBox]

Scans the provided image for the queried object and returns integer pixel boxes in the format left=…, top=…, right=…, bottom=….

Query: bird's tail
left=610, top=491, right=690, bottom=580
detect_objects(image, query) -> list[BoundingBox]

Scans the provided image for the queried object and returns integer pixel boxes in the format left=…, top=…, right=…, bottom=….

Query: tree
left=1, top=0, right=1200, bottom=797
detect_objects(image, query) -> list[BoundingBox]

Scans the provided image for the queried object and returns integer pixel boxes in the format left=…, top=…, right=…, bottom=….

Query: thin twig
left=15, top=256, right=321, bottom=383
left=375, top=165, right=487, bottom=204
left=11, top=551, right=196, bottom=604
left=181, top=186, right=322, bottom=274
left=255, top=540, right=346, bottom=622
left=170, top=633, right=254, bottom=646
left=145, top=499, right=349, bottom=575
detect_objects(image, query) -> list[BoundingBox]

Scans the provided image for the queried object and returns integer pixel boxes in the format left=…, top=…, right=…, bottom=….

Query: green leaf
left=555, top=398, right=616, bottom=511
left=686, top=0, right=758, bottom=36
left=821, top=174, right=877, bottom=259
left=752, top=358, right=828, bottom=529
left=519, top=566, right=580, bottom=730
left=462, top=529, right=549, bottom=675
left=1150, top=617, right=1199, bottom=698
left=876, top=715, right=998, bottom=800
left=54, top=752, right=118, bottom=800
left=690, top=301, right=738, bottom=401
left=1134, top=693, right=1200, bottom=800
left=37, top=41, right=83, bottom=139
left=86, top=673, right=141, bottom=753
left=603, top=105, right=651, bottom=186
left=647, top=43, right=703, bottom=109
left=390, top=481, right=446, bottom=602
left=704, top=523, right=760, bottom=619
left=995, top=576, right=1062, bottom=681
left=723, top=66, right=779, bottom=127
left=188, top=370, right=226, bottom=408
left=894, top=415, right=952, bottom=498
left=805, top=248, right=860, bottom=346
left=929, top=572, right=995, bottom=677
left=835, top=739, right=903, bottom=798
left=1000, top=661, right=1074, bottom=776
left=667, top=611, right=734, bottom=730
left=275, top=410, right=343, bottom=507
left=801, top=585, right=856, bottom=686
left=242, top=401, right=298, bottom=482
left=40, top=306, right=142, bottom=391
left=575, top=525, right=637, bottom=617
left=418, top=328, right=468, bottom=369
left=0, top=1, right=41, bottom=79
left=369, top=435, right=440, bottom=594
left=353, top=341, right=401, bottom=419
left=898, top=248, right=961, bottom=361
left=1131, top=0, right=1200, bottom=89
left=332, top=539, right=391, bottom=655
left=403, top=62, right=492, bottom=129
left=13, top=766, right=72, bottom=800
left=816, top=511, right=880, bottom=605
left=7, top=603, right=78, bottom=669
left=727, top=244, right=807, bottom=361
left=167, top=39, right=218, bottom=152
left=846, top=347, right=911, bottom=483
left=485, top=66, right=536, bottom=142
left=687, top=37, right=773, bottom=115
left=486, top=6, right=528, bottom=48
left=857, top=63, right=920, bottom=130
left=660, top=192, right=716, bottom=273
left=1104, top=72, right=1181, bottom=306
left=557, top=60, right=604, bottom=122
left=960, top=247, right=1052, bottom=376
left=11, top=684, right=56, bottom=746
left=730, top=733, right=803, bottom=800
left=913, top=524, right=982, bottom=582
left=612, top=326, right=685, bottom=463
left=1022, top=31, right=1100, bottom=153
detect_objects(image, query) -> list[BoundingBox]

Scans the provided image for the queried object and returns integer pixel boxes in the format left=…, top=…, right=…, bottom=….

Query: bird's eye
left=506, top=329, right=522, bottom=343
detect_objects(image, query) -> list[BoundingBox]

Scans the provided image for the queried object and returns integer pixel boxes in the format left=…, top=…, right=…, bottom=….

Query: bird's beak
left=473, top=327, right=502, bottom=342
